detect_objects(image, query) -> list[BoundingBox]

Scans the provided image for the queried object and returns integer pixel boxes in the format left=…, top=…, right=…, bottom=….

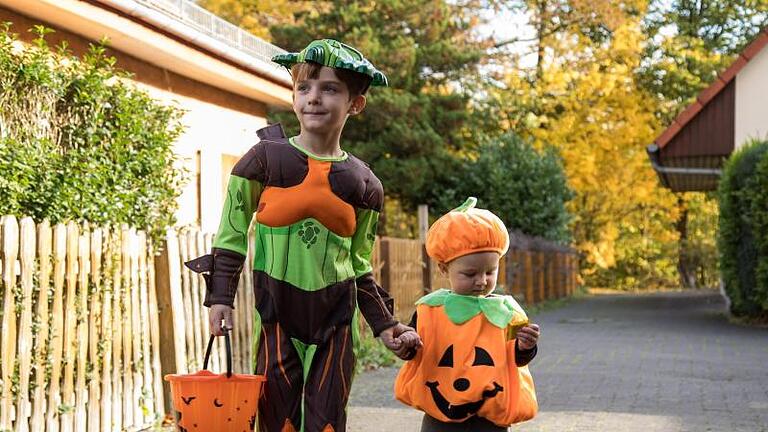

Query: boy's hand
left=516, top=324, right=540, bottom=351
left=209, top=304, right=234, bottom=336
left=380, top=323, right=422, bottom=359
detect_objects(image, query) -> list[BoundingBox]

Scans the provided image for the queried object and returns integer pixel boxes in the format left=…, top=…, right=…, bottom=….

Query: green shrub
left=718, top=139, right=768, bottom=317
left=432, top=133, right=573, bottom=243
left=0, top=24, right=184, bottom=241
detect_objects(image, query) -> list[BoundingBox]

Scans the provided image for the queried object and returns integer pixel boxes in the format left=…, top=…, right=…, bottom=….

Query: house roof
left=654, top=28, right=768, bottom=149
left=0, top=0, right=293, bottom=107
left=648, top=27, right=768, bottom=192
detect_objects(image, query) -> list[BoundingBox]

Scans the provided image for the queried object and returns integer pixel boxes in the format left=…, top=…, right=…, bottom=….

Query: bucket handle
left=203, top=330, right=232, bottom=378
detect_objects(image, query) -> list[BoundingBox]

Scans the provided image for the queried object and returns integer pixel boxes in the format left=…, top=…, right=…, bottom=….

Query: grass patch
left=356, top=325, right=400, bottom=373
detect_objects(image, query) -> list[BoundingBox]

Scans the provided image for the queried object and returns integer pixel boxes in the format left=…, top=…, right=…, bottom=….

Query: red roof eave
left=655, top=29, right=768, bottom=148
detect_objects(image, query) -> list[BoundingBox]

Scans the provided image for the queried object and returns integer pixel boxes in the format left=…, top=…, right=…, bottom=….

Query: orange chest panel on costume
left=257, top=158, right=357, bottom=237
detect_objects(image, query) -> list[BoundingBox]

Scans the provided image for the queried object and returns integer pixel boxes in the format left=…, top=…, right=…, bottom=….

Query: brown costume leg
left=303, top=325, right=355, bottom=432
left=257, top=323, right=304, bottom=432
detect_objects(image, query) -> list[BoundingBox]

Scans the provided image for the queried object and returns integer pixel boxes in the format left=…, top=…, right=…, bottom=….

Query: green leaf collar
left=417, top=289, right=528, bottom=328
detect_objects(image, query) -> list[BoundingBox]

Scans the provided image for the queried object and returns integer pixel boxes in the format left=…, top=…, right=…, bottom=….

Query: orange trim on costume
left=257, top=158, right=357, bottom=237
left=338, top=327, right=349, bottom=395
left=276, top=325, right=292, bottom=387
left=282, top=419, right=297, bottom=432
left=318, top=336, right=335, bottom=392
left=321, top=425, right=335, bottom=432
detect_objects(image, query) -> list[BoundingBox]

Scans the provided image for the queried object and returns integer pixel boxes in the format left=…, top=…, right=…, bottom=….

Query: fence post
left=154, top=229, right=187, bottom=413
left=380, top=238, right=392, bottom=294
left=536, top=251, right=545, bottom=302
left=418, top=205, right=431, bottom=294
left=524, top=252, right=534, bottom=304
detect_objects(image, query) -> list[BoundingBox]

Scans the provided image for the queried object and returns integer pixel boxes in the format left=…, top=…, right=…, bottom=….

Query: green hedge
left=0, top=25, right=184, bottom=241
left=718, top=139, right=768, bottom=317
left=431, top=132, right=573, bottom=243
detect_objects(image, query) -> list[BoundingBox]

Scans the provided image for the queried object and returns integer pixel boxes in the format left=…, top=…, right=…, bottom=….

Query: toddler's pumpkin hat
left=426, top=197, right=509, bottom=263
left=272, top=39, right=388, bottom=87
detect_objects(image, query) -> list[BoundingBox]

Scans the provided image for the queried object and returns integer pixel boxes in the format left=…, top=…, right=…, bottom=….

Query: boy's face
left=292, top=66, right=366, bottom=136
left=439, top=252, right=501, bottom=297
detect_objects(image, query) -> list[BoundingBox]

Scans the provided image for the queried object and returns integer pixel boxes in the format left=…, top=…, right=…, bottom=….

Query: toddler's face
left=440, top=252, right=501, bottom=297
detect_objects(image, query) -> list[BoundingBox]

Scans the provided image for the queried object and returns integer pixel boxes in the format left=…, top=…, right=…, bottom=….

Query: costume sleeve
left=514, top=341, right=537, bottom=367
left=187, top=134, right=275, bottom=307
left=352, top=207, right=398, bottom=336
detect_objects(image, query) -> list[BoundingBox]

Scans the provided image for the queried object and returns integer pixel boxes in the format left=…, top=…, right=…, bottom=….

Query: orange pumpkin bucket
left=165, top=331, right=265, bottom=431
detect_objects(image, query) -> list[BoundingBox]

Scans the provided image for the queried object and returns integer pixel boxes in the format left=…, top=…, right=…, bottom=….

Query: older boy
left=189, top=39, right=421, bottom=431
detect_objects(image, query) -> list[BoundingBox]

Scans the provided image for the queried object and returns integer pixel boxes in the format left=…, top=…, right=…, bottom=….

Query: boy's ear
left=348, top=94, right=366, bottom=116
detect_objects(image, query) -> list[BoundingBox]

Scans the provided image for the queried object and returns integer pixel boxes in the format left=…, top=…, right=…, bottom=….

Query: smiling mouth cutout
left=425, top=381, right=503, bottom=420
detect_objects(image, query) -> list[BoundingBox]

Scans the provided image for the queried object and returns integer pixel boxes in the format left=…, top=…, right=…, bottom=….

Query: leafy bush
left=718, top=139, right=768, bottom=317
left=431, top=133, right=573, bottom=244
left=0, top=25, right=184, bottom=241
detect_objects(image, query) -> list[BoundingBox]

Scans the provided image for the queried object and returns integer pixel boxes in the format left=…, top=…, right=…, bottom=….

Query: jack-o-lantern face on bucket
left=425, top=344, right=504, bottom=420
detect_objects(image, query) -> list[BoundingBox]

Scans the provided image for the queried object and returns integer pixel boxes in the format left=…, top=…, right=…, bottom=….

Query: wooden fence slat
left=121, top=226, right=134, bottom=427
left=177, top=232, right=195, bottom=371
left=100, top=228, right=114, bottom=432
left=74, top=224, right=90, bottom=432
left=186, top=232, right=204, bottom=371
left=46, top=223, right=67, bottom=432
left=194, top=231, right=218, bottom=373
left=138, top=232, right=154, bottom=421
left=60, top=221, right=79, bottom=432
left=129, top=228, right=144, bottom=426
left=30, top=220, right=52, bottom=431
left=15, top=217, right=37, bottom=432
left=88, top=229, right=103, bottom=432
left=146, top=248, right=165, bottom=415
left=111, top=228, right=124, bottom=431
left=1, top=216, right=19, bottom=430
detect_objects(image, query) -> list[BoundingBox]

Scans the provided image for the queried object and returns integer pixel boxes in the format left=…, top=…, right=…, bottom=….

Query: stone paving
left=347, top=291, right=768, bottom=432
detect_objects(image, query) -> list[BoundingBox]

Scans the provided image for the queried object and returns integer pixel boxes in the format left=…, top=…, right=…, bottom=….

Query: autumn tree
left=266, top=0, right=508, bottom=233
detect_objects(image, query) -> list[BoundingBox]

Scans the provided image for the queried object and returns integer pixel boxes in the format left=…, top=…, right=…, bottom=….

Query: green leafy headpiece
left=272, top=39, right=388, bottom=87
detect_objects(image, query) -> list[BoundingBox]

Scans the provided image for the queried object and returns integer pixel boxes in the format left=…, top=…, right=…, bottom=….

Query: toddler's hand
left=380, top=323, right=422, bottom=359
left=516, top=324, right=540, bottom=351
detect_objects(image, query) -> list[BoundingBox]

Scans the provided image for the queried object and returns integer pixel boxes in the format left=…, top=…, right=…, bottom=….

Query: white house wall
left=137, top=82, right=269, bottom=233
left=735, top=45, right=768, bottom=148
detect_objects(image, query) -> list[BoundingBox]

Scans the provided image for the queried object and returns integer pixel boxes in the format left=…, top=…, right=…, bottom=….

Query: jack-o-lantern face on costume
left=394, top=289, right=538, bottom=426
left=426, top=344, right=504, bottom=420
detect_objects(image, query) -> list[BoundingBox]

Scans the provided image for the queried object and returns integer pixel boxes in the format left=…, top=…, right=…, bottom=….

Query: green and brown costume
left=187, top=123, right=397, bottom=432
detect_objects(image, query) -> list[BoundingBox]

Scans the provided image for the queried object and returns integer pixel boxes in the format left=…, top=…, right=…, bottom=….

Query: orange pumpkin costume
left=394, top=198, right=538, bottom=429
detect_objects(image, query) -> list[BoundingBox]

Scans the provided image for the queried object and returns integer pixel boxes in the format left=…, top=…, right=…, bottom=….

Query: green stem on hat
left=453, top=197, right=477, bottom=213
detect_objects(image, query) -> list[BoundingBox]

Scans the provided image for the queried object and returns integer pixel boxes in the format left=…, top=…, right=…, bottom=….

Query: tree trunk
left=676, top=196, right=696, bottom=289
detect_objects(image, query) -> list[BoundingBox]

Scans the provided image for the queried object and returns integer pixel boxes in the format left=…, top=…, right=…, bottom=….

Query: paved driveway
left=347, top=291, right=768, bottom=432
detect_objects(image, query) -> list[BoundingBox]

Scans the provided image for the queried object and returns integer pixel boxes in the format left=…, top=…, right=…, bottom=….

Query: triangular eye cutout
left=473, top=347, right=494, bottom=366
left=438, top=345, right=454, bottom=367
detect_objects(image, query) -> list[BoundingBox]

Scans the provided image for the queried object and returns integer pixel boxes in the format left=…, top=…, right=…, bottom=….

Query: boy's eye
left=461, top=272, right=476, bottom=277
left=323, top=85, right=338, bottom=93
left=296, top=84, right=309, bottom=91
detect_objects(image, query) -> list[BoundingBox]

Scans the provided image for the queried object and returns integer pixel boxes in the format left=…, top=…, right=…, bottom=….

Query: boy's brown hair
left=290, top=62, right=373, bottom=99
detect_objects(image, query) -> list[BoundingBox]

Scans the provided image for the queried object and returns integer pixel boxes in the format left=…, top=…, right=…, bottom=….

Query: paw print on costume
left=298, top=221, right=321, bottom=249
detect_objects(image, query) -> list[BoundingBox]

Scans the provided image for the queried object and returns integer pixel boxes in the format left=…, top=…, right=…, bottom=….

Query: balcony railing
left=134, top=0, right=286, bottom=65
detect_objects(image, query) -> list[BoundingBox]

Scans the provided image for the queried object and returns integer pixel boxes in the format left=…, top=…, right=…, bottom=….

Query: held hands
left=380, top=323, right=423, bottom=359
left=516, top=323, right=540, bottom=351
left=209, top=304, right=234, bottom=336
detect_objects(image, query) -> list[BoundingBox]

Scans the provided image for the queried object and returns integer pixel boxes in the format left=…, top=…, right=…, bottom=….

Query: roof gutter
left=96, top=0, right=291, bottom=87
left=646, top=144, right=722, bottom=183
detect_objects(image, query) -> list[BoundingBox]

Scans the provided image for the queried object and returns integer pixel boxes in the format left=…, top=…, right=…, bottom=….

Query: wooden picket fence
left=0, top=216, right=164, bottom=432
left=2, top=218, right=579, bottom=430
